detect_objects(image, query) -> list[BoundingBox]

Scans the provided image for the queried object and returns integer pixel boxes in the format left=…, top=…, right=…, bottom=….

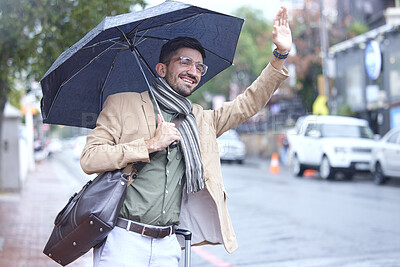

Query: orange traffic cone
left=304, top=169, right=316, bottom=177
left=269, top=152, right=280, bottom=174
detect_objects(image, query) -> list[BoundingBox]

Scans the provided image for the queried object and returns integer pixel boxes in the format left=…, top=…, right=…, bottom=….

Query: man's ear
left=155, top=63, right=166, bottom=78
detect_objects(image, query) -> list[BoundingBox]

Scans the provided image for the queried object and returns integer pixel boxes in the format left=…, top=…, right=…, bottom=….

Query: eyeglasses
left=174, top=56, right=208, bottom=76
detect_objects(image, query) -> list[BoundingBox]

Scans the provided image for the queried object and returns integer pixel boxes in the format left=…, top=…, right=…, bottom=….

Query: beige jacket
left=80, top=63, right=289, bottom=253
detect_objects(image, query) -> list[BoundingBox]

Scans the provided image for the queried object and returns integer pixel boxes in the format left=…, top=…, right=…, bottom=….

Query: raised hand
left=272, top=6, right=292, bottom=55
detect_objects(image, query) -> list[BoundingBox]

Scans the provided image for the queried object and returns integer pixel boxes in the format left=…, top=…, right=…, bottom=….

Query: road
left=51, top=150, right=400, bottom=267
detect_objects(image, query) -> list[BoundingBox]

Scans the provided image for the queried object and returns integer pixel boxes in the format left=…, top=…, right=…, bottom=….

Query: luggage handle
left=175, top=229, right=192, bottom=267
left=175, top=229, right=191, bottom=240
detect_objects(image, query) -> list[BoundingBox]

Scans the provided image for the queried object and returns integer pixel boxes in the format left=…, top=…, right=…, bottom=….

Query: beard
left=164, top=72, right=198, bottom=97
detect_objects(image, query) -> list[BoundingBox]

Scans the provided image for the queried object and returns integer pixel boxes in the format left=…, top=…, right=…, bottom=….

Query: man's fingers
left=283, top=7, right=288, bottom=26
left=274, top=10, right=281, bottom=28
left=275, top=6, right=288, bottom=27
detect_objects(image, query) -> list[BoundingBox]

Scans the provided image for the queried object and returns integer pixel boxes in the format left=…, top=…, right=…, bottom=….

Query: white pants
left=93, top=225, right=181, bottom=267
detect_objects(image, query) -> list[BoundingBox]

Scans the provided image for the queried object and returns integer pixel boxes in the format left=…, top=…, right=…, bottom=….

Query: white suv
left=288, top=115, right=376, bottom=180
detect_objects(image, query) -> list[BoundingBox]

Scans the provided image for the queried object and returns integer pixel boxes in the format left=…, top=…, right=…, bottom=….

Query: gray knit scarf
left=151, top=78, right=205, bottom=193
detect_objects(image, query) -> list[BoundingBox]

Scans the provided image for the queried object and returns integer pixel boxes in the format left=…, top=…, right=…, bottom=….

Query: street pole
left=319, top=0, right=330, bottom=107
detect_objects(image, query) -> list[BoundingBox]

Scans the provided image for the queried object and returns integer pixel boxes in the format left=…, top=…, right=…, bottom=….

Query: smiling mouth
left=181, top=77, right=194, bottom=84
left=179, top=74, right=197, bottom=85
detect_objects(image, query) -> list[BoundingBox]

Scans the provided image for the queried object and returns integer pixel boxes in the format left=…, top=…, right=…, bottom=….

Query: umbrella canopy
left=40, top=0, right=244, bottom=128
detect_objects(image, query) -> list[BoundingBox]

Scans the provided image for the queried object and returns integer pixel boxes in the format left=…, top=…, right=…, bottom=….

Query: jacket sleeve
left=80, top=94, right=150, bottom=174
left=211, top=63, right=289, bottom=137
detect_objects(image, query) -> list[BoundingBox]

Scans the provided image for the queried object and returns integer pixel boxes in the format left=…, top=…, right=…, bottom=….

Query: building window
left=346, top=64, right=363, bottom=110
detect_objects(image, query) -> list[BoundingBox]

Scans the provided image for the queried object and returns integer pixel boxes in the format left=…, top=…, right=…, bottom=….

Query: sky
left=144, top=0, right=284, bottom=22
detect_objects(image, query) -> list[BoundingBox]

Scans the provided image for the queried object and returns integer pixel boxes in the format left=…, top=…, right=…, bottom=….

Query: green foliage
left=233, top=7, right=273, bottom=79
left=0, top=0, right=146, bottom=101
left=191, top=6, right=273, bottom=108
left=297, top=77, right=316, bottom=113
left=9, top=89, right=25, bottom=110
left=346, top=21, right=369, bottom=37
left=337, top=104, right=355, bottom=116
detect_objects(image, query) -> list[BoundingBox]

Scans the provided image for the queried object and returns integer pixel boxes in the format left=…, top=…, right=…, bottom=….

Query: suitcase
left=175, top=229, right=192, bottom=267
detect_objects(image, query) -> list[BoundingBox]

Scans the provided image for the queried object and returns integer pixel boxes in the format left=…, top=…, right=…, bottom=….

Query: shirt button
left=166, top=170, right=170, bottom=174
left=166, top=190, right=169, bottom=194
left=162, top=210, right=166, bottom=214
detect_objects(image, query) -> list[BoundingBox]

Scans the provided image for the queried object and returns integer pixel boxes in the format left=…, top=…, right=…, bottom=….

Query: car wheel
left=292, top=154, right=304, bottom=177
left=374, top=163, right=387, bottom=185
left=343, top=171, right=354, bottom=180
left=320, top=156, right=334, bottom=180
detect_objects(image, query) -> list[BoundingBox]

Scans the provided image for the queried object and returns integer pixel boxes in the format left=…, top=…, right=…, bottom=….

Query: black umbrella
left=40, top=0, right=244, bottom=128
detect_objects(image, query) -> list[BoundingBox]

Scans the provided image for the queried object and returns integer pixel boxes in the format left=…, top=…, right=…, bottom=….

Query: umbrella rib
left=101, top=39, right=130, bottom=49
left=81, top=37, right=122, bottom=50
left=134, top=47, right=157, bottom=78
left=132, top=34, right=233, bottom=65
left=59, top=43, right=119, bottom=89
left=83, top=14, right=205, bottom=52
left=99, top=49, right=122, bottom=111
left=204, top=47, right=233, bottom=65
left=127, top=13, right=204, bottom=39
left=133, top=29, right=149, bottom=46
left=126, top=18, right=151, bottom=40
left=108, top=40, right=130, bottom=48
left=46, top=43, right=121, bottom=125
left=116, top=26, right=132, bottom=47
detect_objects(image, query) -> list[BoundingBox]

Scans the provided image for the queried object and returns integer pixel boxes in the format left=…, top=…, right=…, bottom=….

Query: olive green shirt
left=118, top=105, right=185, bottom=226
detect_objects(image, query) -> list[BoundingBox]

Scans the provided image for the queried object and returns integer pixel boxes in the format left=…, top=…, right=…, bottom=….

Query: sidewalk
left=0, top=159, right=92, bottom=267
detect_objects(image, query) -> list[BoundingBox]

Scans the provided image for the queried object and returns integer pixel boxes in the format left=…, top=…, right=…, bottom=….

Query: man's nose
left=187, top=63, right=199, bottom=76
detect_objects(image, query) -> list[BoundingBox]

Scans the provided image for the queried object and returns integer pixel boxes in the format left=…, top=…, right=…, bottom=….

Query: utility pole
left=319, top=0, right=330, bottom=105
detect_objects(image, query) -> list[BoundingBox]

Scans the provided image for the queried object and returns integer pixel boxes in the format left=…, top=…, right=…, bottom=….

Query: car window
left=320, top=124, right=374, bottom=139
left=359, top=126, right=374, bottom=139
left=387, top=131, right=400, bottom=144
left=305, top=123, right=320, bottom=137
left=294, top=116, right=305, bottom=134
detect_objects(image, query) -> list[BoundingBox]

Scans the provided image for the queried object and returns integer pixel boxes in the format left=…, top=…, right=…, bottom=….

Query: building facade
left=328, top=0, right=399, bottom=135
left=329, top=21, right=400, bottom=135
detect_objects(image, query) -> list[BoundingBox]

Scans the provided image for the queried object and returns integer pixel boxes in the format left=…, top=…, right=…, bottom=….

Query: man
left=81, top=6, right=291, bottom=267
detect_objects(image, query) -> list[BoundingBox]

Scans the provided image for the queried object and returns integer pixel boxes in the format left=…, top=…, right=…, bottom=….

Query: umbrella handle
left=131, top=49, right=164, bottom=117
left=170, top=141, right=178, bottom=148
left=131, top=50, right=179, bottom=149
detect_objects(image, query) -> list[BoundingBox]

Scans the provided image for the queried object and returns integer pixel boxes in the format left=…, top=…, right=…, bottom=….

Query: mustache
left=179, top=73, right=198, bottom=84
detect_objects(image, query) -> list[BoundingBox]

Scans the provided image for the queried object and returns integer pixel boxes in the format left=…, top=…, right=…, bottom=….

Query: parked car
left=217, top=130, right=246, bottom=164
left=288, top=115, right=376, bottom=180
left=370, top=127, right=400, bottom=184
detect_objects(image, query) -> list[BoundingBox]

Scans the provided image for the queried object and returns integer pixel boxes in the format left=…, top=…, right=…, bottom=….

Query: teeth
left=182, top=78, right=193, bottom=84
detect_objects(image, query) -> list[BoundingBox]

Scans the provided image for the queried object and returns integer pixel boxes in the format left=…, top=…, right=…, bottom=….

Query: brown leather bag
left=43, top=168, right=137, bottom=266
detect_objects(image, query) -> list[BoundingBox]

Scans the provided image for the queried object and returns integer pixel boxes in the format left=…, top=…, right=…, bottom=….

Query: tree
left=0, top=0, right=145, bottom=174
left=288, top=0, right=370, bottom=112
left=190, top=6, right=273, bottom=107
